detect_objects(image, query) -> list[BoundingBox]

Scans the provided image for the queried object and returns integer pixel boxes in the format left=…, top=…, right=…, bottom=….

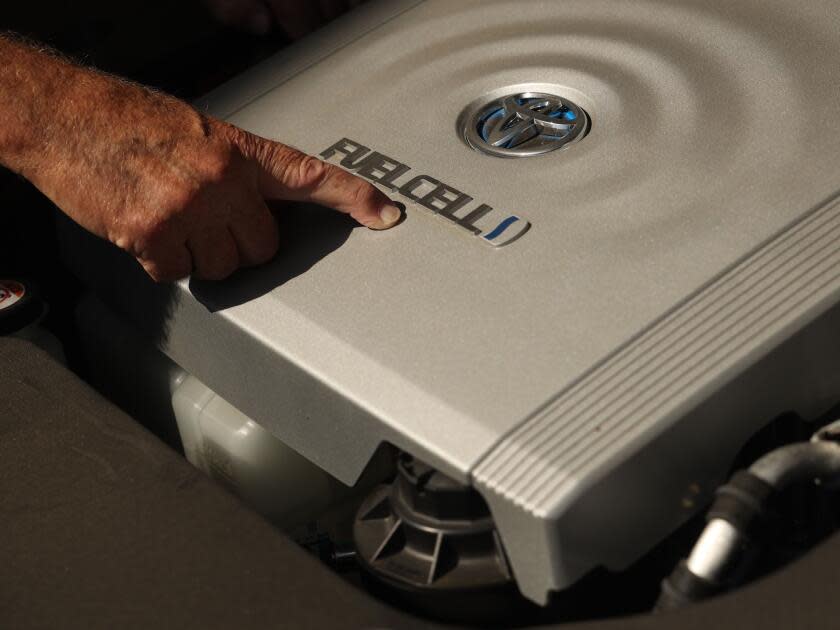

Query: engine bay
left=4, top=0, right=840, bottom=627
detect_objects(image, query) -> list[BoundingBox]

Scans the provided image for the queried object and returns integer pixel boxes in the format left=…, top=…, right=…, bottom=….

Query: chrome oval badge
left=463, top=92, right=589, bottom=158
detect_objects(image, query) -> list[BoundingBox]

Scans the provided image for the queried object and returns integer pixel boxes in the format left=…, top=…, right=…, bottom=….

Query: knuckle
left=201, top=144, right=237, bottom=184
left=298, top=155, right=328, bottom=188
left=131, top=215, right=172, bottom=255
left=285, top=153, right=329, bottom=191
left=195, top=245, right=238, bottom=281
left=251, top=229, right=279, bottom=265
left=348, top=178, right=379, bottom=209
left=136, top=244, right=191, bottom=283
left=139, top=260, right=169, bottom=283
left=228, top=125, right=262, bottom=159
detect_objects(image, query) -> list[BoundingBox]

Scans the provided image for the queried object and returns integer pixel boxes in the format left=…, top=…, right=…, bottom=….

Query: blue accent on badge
left=483, top=216, right=520, bottom=241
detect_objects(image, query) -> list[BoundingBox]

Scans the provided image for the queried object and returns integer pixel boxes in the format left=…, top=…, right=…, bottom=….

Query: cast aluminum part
left=680, top=421, right=840, bottom=587
left=685, top=519, right=745, bottom=584
left=61, top=0, right=840, bottom=605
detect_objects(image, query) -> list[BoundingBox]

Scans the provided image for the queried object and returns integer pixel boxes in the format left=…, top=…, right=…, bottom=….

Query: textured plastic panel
left=189, top=0, right=840, bottom=480
left=476, top=194, right=840, bottom=511
left=474, top=193, right=840, bottom=601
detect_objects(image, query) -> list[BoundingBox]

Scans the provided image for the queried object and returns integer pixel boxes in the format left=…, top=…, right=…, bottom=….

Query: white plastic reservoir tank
left=76, top=292, right=382, bottom=531
left=172, top=374, right=342, bottom=529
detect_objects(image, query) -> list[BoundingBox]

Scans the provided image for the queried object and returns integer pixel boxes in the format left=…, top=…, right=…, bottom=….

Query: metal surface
left=686, top=519, right=745, bottom=583
left=461, top=91, right=589, bottom=158
left=65, top=0, right=840, bottom=606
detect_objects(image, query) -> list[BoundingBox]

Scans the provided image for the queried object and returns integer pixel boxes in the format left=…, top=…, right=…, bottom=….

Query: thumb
left=242, top=135, right=402, bottom=230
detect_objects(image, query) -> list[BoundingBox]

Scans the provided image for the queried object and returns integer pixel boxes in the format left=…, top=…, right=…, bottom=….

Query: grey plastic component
left=63, top=0, right=840, bottom=606
left=354, top=455, right=511, bottom=591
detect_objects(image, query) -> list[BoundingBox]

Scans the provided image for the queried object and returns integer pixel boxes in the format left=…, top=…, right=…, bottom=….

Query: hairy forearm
left=0, top=35, right=97, bottom=179
left=0, top=35, right=207, bottom=234
left=0, top=33, right=398, bottom=281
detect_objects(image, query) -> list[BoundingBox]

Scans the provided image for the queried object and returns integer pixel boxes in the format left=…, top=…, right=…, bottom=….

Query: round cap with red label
left=0, top=278, right=43, bottom=334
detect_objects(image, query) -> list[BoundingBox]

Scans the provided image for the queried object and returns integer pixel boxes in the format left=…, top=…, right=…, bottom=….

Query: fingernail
left=249, top=9, right=272, bottom=35
left=378, top=204, right=402, bottom=227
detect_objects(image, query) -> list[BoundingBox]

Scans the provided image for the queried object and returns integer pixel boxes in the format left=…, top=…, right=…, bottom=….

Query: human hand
left=2, top=52, right=400, bottom=282
left=204, top=0, right=364, bottom=38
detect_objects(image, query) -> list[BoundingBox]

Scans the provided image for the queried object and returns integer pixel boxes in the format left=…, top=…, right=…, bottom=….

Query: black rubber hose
left=750, top=441, right=840, bottom=488
left=656, top=438, right=840, bottom=611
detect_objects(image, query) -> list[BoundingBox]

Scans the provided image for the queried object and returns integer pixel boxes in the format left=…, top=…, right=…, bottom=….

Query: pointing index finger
left=245, top=136, right=402, bottom=230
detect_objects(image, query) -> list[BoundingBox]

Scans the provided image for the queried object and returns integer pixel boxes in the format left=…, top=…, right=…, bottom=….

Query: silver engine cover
left=67, top=0, right=840, bottom=604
